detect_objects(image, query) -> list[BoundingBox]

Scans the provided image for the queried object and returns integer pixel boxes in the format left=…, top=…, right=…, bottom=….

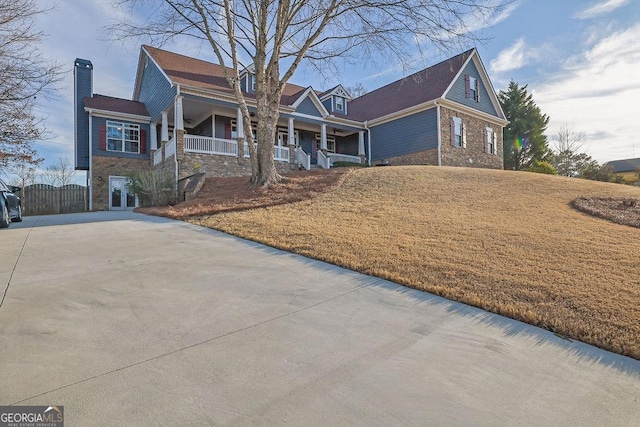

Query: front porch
left=149, top=95, right=366, bottom=178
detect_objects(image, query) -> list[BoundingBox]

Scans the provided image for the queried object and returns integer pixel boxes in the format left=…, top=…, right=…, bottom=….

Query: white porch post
left=211, top=112, right=216, bottom=138
left=236, top=107, right=244, bottom=138
left=150, top=123, right=158, bottom=150
left=288, top=117, right=295, bottom=146
left=174, top=96, right=184, bottom=131
left=321, top=124, right=327, bottom=150
left=161, top=112, right=169, bottom=142
left=358, top=131, right=365, bottom=156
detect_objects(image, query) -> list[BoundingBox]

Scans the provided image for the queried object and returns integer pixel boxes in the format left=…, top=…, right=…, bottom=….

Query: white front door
left=109, top=177, right=136, bottom=211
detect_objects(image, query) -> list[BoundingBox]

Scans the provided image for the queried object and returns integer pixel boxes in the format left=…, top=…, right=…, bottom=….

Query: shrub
left=331, top=161, right=366, bottom=168
left=127, top=168, right=176, bottom=207
left=525, top=160, right=557, bottom=175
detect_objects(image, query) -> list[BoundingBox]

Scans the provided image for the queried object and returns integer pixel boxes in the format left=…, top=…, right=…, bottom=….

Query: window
left=335, top=96, right=344, bottom=112
left=466, top=75, right=480, bottom=102
left=469, top=77, right=477, bottom=101
left=251, top=75, right=256, bottom=91
left=486, top=127, right=497, bottom=155
left=107, top=121, right=140, bottom=153
left=315, top=133, right=336, bottom=153
left=277, top=129, right=299, bottom=147
left=451, top=117, right=465, bottom=148
left=231, top=120, right=257, bottom=140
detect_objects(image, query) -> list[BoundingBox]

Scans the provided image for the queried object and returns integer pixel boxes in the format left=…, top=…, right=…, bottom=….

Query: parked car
left=0, top=178, right=22, bottom=227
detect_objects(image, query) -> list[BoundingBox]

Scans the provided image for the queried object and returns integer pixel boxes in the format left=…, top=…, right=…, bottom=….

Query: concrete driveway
left=1, top=212, right=639, bottom=426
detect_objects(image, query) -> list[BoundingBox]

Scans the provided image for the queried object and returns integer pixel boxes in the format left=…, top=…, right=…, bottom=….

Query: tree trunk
left=250, top=95, right=282, bottom=187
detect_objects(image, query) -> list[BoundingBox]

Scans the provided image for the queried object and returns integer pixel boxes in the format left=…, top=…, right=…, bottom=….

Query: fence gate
left=18, top=184, right=88, bottom=215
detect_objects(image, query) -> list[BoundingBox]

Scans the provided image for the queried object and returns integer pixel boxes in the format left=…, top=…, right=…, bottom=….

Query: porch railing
left=295, top=147, right=311, bottom=170
left=317, top=150, right=330, bottom=169
left=243, top=141, right=290, bottom=162
left=328, top=153, right=362, bottom=166
left=165, top=136, right=176, bottom=159
left=274, top=145, right=289, bottom=162
left=184, top=134, right=237, bottom=157
left=153, top=148, right=163, bottom=166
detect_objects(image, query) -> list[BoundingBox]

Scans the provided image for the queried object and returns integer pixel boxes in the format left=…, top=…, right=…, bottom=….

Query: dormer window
left=335, top=96, right=344, bottom=112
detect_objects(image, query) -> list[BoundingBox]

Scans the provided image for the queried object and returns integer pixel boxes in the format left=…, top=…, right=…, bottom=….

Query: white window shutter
left=462, top=122, right=467, bottom=148
left=450, top=118, right=455, bottom=146
left=476, top=79, right=481, bottom=102
left=485, top=128, right=489, bottom=153
left=493, top=131, right=498, bottom=155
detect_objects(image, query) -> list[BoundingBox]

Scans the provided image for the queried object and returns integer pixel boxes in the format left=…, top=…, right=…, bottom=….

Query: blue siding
left=370, top=108, right=438, bottom=161
left=336, top=134, right=358, bottom=156
left=74, top=59, right=92, bottom=170
left=322, top=98, right=332, bottom=112
left=137, top=55, right=176, bottom=122
left=92, top=116, right=151, bottom=160
left=445, top=60, right=498, bottom=116
left=296, top=97, right=324, bottom=117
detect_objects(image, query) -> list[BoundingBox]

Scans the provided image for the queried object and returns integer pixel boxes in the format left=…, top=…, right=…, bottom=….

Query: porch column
left=288, top=117, right=295, bottom=146
left=174, top=96, right=184, bottom=131
left=150, top=123, right=158, bottom=150
left=236, top=107, right=245, bottom=162
left=236, top=107, right=244, bottom=138
left=211, top=112, right=216, bottom=138
left=358, top=130, right=366, bottom=165
left=161, top=112, right=169, bottom=142
left=288, top=117, right=296, bottom=168
left=321, top=124, right=327, bottom=150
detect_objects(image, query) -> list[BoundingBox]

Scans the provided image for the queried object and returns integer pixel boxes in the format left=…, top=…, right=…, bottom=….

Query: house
left=74, top=46, right=507, bottom=210
left=606, top=157, right=640, bottom=184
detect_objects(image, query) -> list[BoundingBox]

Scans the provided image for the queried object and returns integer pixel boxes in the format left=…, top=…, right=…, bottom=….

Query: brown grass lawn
left=183, top=166, right=640, bottom=359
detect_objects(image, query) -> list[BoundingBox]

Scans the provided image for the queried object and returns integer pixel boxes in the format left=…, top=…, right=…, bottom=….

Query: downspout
left=435, top=100, right=442, bottom=166
left=365, top=121, right=371, bottom=166
left=174, top=85, right=180, bottom=197
left=88, top=111, right=93, bottom=211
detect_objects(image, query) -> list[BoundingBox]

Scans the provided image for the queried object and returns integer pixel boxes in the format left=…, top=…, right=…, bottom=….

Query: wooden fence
left=17, top=184, right=88, bottom=215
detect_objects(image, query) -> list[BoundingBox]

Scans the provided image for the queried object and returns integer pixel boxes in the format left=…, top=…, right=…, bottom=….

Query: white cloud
left=575, top=0, right=629, bottom=20
left=455, top=1, right=521, bottom=35
left=489, top=38, right=547, bottom=74
left=533, top=23, right=640, bottom=162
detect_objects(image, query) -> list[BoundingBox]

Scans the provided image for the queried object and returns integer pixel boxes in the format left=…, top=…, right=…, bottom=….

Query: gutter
left=174, top=85, right=180, bottom=197
left=435, top=100, right=442, bottom=166
left=88, top=113, right=93, bottom=210
left=365, top=121, right=371, bottom=166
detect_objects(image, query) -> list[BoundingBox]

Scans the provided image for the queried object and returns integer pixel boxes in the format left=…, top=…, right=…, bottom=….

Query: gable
left=136, top=50, right=176, bottom=123
left=296, top=97, right=324, bottom=117
left=445, top=57, right=499, bottom=117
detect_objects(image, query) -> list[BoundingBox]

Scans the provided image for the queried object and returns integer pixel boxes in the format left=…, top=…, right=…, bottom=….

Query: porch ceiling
left=176, top=97, right=359, bottom=136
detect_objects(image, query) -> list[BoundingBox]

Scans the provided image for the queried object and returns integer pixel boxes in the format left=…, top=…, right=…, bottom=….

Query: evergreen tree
left=498, top=81, right=550, bottom=170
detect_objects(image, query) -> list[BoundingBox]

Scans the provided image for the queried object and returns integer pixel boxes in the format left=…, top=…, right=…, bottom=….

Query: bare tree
left=4, top=161, right=37, bottom=188
left=347, top=83, right=368, bottom=98
left=40, top=157, right=76, bottom=187
left=549, top=124, right=586, bottom=177
left=0, top=0, right=61, bottom=168
left=553, top=124, right=584, bottom=154
left=114, top=0, right=509, bottom=186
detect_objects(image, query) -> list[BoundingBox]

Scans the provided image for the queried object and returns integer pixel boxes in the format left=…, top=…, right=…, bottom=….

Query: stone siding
left=92, top=155, right=150, bottom=210
left=440, top=107, right=504, bottom=169
left=378, top=149, right=439, bottom=166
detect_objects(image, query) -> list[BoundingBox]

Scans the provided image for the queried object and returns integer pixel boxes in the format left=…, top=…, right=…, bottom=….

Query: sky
left=22, top=0, right=640, bottom=182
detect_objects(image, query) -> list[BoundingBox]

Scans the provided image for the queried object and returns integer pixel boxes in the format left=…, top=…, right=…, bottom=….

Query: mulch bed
left=571, top=197, right=640, bottom=228
left=136, top=168, right=353, bottom=219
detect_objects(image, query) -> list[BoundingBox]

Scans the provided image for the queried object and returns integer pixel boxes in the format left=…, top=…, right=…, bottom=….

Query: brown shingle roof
left=83, top=95, right=149, bottom=116
left=348, top=49, right=474, bottom=121
left=143, top=45, right=307, bottom=104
